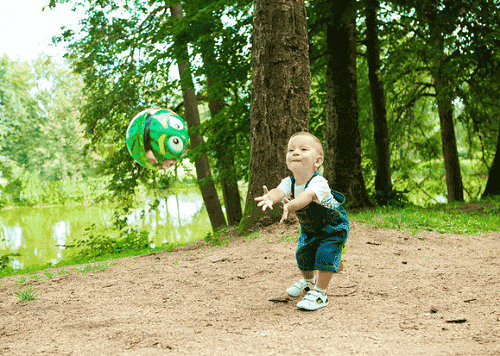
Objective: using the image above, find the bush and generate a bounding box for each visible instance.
[71,224,150,260]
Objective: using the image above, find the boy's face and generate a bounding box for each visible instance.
[286,135,324,174]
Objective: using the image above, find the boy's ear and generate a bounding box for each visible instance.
[315,155,324,169]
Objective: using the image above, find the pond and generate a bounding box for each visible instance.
[0,186,211,270]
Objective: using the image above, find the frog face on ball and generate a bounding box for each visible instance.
[148,110,189,164]
[126,107,189,171]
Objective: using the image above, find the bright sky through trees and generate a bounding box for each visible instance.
[0,0,83,63]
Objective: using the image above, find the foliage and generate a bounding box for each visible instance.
[39,0,499,212]
[0,56,41,179]
[0,55,94,183]
[0,252,21,270]
[47,0,254,214]
[1,173,110,207]
[71,223,150,260]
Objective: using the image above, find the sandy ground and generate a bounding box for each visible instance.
[0,221,499,356]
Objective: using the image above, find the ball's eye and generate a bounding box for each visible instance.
[168,136,184,153]
[169,117,184,131]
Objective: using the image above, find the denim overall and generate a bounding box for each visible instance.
[291,173,350,272]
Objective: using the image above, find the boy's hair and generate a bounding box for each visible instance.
[289,132,324,156]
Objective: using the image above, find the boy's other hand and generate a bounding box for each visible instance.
[279,197,291,224]
[255,186,273,211]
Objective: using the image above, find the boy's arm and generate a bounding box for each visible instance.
[254,186,286,211]
[279,190,317,224]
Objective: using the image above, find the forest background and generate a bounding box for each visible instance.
[1,0,499,235]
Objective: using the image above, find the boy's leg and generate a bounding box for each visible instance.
[338,259,345,272]
[301,270,315,280]
[315,270,334,291]
[286,270,315,297]
[296,270,331,310]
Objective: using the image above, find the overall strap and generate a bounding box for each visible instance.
[290,172,318,199]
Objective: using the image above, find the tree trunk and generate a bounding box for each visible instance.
[182,1,243,226]
[206,76,243,225]
[365,0,392,204]
[423,2,464,202]
[482,118,500,198]
[433,71,464,202]
[323,0,375,210]
[239,0,310,233]
[170,4,227,230]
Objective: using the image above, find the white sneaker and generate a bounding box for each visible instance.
[296,290,329,310]
[286,279,314,297]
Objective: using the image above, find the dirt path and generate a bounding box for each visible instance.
[1,222,499,355]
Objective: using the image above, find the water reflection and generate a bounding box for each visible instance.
[52,221,70,264]
[0,187,210,270]
[2,225,22,250]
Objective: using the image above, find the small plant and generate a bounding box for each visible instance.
[373,187,409,207]
[78,263,114,274]
[56,269,70,276]
[15,285,38,303]
[29,274,44,281]
[16,275,28,284]
[281,234,298,242]
[204,226,231,246]
[43,271,54,279]
[245,232,260,240]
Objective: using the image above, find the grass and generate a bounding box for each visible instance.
[77,262,115,274]
[15,285,38,303]
[14,269,72,284]
[349,197,500,235]
[0,237,177,279]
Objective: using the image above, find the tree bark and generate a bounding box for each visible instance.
[323,0,375,210]
[433,70,464,202]
[365,0,392,203]
[239,0,310,233]
[422,2,464,202]
[182,1,243,226]
[482,118,500,198]
[170,4,227,230]
[206,76,243,225]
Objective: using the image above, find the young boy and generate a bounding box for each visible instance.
[254,132,349,311]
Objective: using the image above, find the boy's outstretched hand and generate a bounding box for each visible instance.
[255,186,273,211]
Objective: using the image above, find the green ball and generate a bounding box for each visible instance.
[126,108,189,170]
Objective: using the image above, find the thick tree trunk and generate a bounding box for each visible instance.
[239,0,310,233]
[365,0,392,204]
[170,4,227,230]
[324,0,375,210]
[482,118,500,198]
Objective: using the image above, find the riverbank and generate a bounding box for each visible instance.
[2,197,499,277]
[1,221,499,355]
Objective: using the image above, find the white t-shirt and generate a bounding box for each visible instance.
[277,175,341,210]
